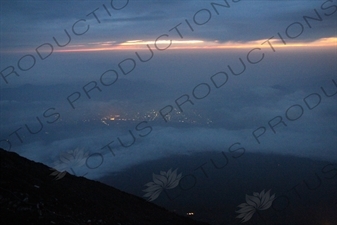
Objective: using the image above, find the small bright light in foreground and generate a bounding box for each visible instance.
[186,212,194,216]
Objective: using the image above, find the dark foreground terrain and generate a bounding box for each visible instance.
[100,151,337,225]
[0,148,209,225]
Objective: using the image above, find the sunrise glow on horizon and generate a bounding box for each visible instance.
[51,37,336,53]
[1,37,335,54]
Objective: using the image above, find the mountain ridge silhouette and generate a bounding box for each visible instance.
[0,148,209,225]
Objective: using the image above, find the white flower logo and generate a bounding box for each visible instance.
[236,189,276,223]
[50,148,89,180]
[143,168,182,201]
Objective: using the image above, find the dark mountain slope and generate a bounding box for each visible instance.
[100,151,337,225]
[0,148,209,225]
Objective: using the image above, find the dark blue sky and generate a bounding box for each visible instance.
[1,0,336,52]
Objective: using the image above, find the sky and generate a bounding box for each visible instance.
[0,0,336,180]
